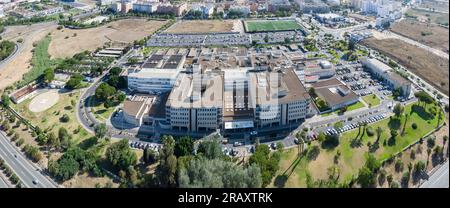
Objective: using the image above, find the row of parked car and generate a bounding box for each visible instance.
[129,141,160,151]
[325,114,386,136]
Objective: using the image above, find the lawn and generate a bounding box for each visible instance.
[275,101,441,187]
[362,94,381,107]
[88,96,116,122]
[321,101,366,117]
[245,20,301,32]
[12,90,91,144]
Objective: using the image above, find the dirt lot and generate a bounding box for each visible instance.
[49,18,168,58]
[0,22,57,90]
[363,38,449,96]
[164,20,241,34]
[406,8,449,25]
[390,19,449,53]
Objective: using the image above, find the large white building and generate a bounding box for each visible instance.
[127,54,185,93]
[361,58,411,97]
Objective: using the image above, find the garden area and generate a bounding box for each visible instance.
[11,90,90,144]
[273,101,444,187]
[362,94,381,107]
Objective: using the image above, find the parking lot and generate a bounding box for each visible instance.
[336,62,396,100]
[146,31,305,47]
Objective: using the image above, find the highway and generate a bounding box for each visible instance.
[420,161,449,188]
[0,132,57,188]
[0,174,9,188]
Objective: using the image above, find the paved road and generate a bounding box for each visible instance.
[0,174,9,188]
[420,161,449,188]
[0,43,21,70]
[76,49,135,135]
[0,132,57,188]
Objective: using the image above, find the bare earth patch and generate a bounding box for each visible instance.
[0,22,57,90]
[62,172,119,188]
[29,90,60,113]
[48,18,168,58]
[164,20,240,34]
[363,38,449,96]
[390,19,449,53]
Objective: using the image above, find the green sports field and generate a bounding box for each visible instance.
[244,20,301,32]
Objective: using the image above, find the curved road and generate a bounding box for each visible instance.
[0,43,22,70]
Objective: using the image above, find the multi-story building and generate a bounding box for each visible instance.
[166,69,224,132]
[267,0,291,12]
[132,1,157,13]
[190,3,214,17]
[157,2,187,16]
[296,0,330,13]
[127,54,186,93]
[361,58,411,97]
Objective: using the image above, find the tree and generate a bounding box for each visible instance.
[390,129,398,139]
[143,148,158,164]
[94,123,107,139]
[414,91,434,107]
[179,158,262,188]
[109,67,122,76]
[60,114,70,122]
[43,68,55,83]
[154,135,177,187]
[174,136,194,157]
[105,139,137,170]
[249,144,281,187]
[308,87,317,97]
[357,154,380,188]
[375,127,383,144]
[393,103,404,117]
[48,157,79,181]
[47,132,60,150]
[65,74,84,89]
[197,138,223,160]
[95,83,116,102]
[1,94,10,107]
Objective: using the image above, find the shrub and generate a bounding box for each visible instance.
[60,114,70,123]
[366,126,375,137]
[411,123,418,129]
[307,145,320,161]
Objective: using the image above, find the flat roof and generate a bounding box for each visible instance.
[312,78,359,107]
[162,55,184,69]
[166,71,224,109]
[142,54,164,68]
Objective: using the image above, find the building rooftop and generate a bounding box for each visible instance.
[312,78,358,107]
[166,71,224,109]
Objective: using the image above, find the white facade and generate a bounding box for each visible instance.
[127,69,181,93]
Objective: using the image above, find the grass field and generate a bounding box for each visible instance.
[245,20,301,32]
[88,96,116,122]
[362,94,381,107]
[275,101,442,187]
[18,35,62,88]
[321,101,366,117]
[12,90,91,144]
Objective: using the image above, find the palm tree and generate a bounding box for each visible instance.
[376,127,383,144]
[401,114,408,136]
[426,148,431,166]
